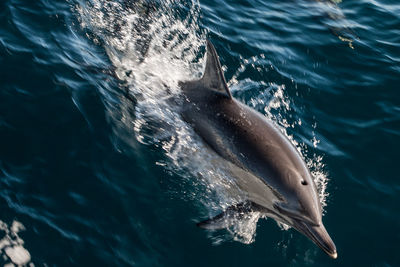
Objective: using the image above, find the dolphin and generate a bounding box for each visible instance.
[178,40,337,259]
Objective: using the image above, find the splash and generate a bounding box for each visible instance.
[75,0,329,245]
[0,220,32,266]
[267,86,329,207]
[263,83,330,210]
[229,54,330,210]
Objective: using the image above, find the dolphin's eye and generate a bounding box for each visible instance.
[301,180,308,185]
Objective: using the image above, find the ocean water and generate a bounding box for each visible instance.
[0,0,399,266]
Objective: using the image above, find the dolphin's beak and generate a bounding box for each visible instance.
[293,219,337,259]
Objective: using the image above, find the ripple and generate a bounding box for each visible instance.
[0,0,399,265]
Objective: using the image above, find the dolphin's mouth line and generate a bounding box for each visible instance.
[273,203,320,227]
[293,219,337,259]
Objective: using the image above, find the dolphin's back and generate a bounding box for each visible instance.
[180,89,313,201]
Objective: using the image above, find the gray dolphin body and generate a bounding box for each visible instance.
[178,40,337,259]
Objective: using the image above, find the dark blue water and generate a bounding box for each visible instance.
[1,0,399,266]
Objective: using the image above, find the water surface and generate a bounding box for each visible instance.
[0,0,399,266]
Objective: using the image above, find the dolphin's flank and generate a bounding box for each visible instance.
[178,40,337,259]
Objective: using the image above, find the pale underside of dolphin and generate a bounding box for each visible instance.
[178,40,337,259]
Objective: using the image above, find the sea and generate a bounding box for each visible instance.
[0,0,399,266]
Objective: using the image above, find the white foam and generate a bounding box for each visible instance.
[10,221,24,234]
[5,246,31,266]
[0,220,32,266]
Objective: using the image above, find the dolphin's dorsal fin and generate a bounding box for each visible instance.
[201,40,232,99]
